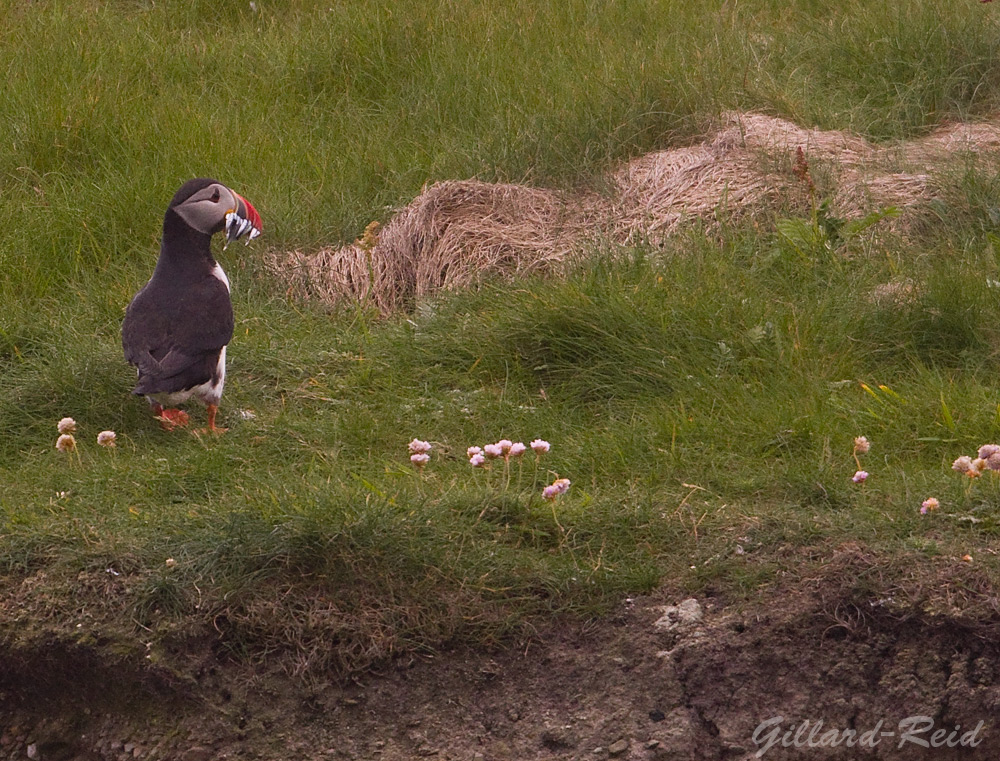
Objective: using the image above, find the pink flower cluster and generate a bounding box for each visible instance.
[851,435,871,483]
[952,444,1000,479]
[54,416,117,454]
[850,435,871,484]
[408,438,431,469]
[542,478,571,501]
[468,438,549,466]
[408,436,566,501]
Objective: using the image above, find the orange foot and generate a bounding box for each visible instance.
[195,404,227,435]
[156,407,191,431]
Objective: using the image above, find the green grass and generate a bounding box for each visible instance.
[4,0,1000,675]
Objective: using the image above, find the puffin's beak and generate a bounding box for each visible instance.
[224,191,263,248]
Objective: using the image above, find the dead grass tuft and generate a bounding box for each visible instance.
[274,181,606,313]
[903,120,1000,165]
[270,112,1000,312]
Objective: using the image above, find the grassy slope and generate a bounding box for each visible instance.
[3,0,1000,674]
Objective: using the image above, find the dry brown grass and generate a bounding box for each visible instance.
[276,180,606,314]
[269,112,1000,312]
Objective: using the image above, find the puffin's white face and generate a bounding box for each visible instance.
[174,182,237,234]
[174,182,262,246]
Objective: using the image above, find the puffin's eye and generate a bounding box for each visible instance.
[210,188,221,203]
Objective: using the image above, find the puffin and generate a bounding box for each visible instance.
[122,178,262,433]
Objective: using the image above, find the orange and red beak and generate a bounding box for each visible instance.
[225,192,263,247]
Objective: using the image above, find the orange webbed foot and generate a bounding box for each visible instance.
[156,408,191,431]
[195,404,227,435]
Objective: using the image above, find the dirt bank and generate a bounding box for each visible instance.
[3,559,999,761]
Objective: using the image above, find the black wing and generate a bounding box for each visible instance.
[122,275,234,395]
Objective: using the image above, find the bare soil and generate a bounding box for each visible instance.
[3,552,1000,761]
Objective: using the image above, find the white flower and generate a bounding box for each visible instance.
[57,417,77,434]
[853,436,870,454]
[469,453,486,468]
[483,443,503,459]
[509,442,527,458]
[467,446,483,458]
[408,438,432,454]
[410,453,430,469]
[530,439,550,454]
[97,430,117,447]
[55,434,76,453]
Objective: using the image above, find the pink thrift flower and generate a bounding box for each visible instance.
[952,456,975,474]
[852,470,869,483]
[55,434,76,453]
[467,446,483,458]
[410,453,430,469]
[57,417,77,434]
[920,497,939,515]
[483,443,503,459]
[408,438,431,454]
[97,430,117,447]
[530,439,550,454]
[509,442,527,458]
[853,436,870,454]
[496,439,513,455]
[978,444,1000,460]
[469,453,486,468]
[543,477,571,500]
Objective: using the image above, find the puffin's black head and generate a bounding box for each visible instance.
[168,178,263,245]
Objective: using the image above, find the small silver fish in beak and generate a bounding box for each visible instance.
[223,192,263,249]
